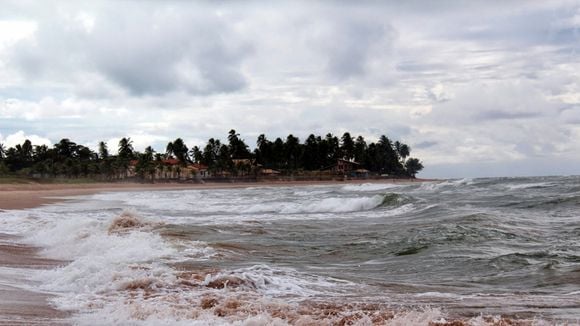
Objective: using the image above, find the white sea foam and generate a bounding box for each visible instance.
[292,189,332,196]
[416,178,474,192]
[284,195,387,214]
[1,181,567,325]
[202,264,352,297]
[504,182,553,191]
[387,308,445,325]
[13,209,211,315]
[342,183,400,192]
[240,195,386,215]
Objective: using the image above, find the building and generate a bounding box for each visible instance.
[331,159,361,174]
[188,163,210,179]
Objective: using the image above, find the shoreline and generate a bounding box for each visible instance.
[0,178,434,325]
[0,178,434,210]
[0,233,69,325]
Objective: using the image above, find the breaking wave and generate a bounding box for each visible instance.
[5,177,578,325]
[341,183,401,192]
[108,209,160,233]
[241,193,408,215]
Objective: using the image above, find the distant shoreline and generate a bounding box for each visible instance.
[0,178,437,210]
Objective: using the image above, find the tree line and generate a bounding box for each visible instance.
[0,130,424,180]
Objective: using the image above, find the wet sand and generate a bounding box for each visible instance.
[0,233,68,325]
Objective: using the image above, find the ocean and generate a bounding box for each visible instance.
[1,176,579,325]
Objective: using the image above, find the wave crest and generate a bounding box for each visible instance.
[108,210,148,234]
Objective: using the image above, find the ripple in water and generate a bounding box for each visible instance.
[3,176,580,324]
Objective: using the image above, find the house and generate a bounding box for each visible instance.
[331,159,361,174]
[156,159,181,179]
[231,158,254,176]
[352,168,370,178]
[188,163,210,179]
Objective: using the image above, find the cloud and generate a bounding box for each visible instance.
[429,80,559,124]
[414,141,438,149]
[6,2,251,96]
[310,13,394,80]
[1,1,580,178]
[0,130,51,148]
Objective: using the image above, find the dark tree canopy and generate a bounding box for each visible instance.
[0,131,424,180]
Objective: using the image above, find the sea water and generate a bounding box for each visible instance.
[1,176,579,325]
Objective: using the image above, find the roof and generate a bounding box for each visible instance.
[189,163,208,170]
[162,159,180,165]
[337,159,360,165]
[261,168,281,174]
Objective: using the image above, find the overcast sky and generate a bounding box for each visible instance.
[1,1,579,178]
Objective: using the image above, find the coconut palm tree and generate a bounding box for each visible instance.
[394,141,410,163]
[189,146,202,164]
[166,138,189,165]
[98,141,109,160]
[354,136,367,165]
[118,137,134,159]
[341,132,355,161]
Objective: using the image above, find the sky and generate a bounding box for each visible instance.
[0,1,579,178]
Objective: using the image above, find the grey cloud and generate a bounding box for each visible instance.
[426,2,580,48]
[7,3,251,96]
[476,110,542,121]
[325,20,390,79]
[396,61,449,73]
[429,80,559,125]
[414,141,438,149]
[559,106,580,124]
[2,1,580,178]
[306,10,395,80]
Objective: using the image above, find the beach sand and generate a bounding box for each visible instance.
[0,233,68,325]
[0,178,430,324]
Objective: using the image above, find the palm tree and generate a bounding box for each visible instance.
[228,129,250,159]
[405,158,424,178]
[55,138,78,159]
[166,138,189,165]
[189,146,202,164]
[98,141,109,160]
[341,132,355,161]
[118,137,134,159]
[354,136,367,164]
[394,141,410,163]
[117,137,134,178]
[285,134,301,170]
[255,134,272,167]
[399,144,410,162]
[135,146,155,180]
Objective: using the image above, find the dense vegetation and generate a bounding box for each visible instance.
[0,130,423,180]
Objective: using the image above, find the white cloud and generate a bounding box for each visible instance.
[0,130,51,148]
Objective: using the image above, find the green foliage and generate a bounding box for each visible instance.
[118,137,134,159]
[0,162,9,175]
[0,131,424,180]
[405,158,424,178]
[166,138,189,165]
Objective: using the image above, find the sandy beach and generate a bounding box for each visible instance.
[0,178,430,325]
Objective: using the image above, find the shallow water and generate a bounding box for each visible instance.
[1,176,580,324]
